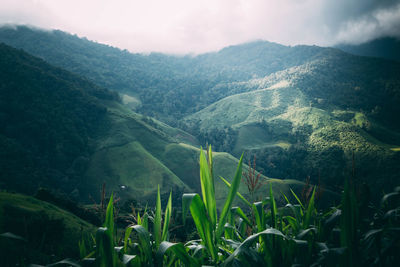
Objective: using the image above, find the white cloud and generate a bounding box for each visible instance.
[0,0,399,53]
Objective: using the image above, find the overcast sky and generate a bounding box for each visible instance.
[1,0,399,54]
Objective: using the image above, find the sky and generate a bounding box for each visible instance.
[1,0,400,54]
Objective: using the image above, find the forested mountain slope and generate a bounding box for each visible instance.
[0,42,297,205]
[1,25,399,198]
[336,37,400,62]
[185,53,400,192]
[0,26,332,122]
[0,43,118,195]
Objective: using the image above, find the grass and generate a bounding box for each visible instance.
[121,94,142,110]
[85,141,189,198]
[0,192,96,265]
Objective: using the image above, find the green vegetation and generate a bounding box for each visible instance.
[0,43,118,196]
[31,146,398,266]
[0,192,96,266]
[0,26,399,266]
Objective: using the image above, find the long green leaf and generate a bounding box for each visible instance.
[183,193,218,261]
[104,193,114,240]
[290,188,305,210]
[303,187,316,229]
[231,207,251,227]
[253,202,265,232]
[131,225,153,265]
[123,226,133,253]
[154,185,162,248]
[269,183,278,229]
[95,227,114,267]
[156,241,199,266]
[223,228,286,266]
[199,148,217,228]
[216,153,244,240]
[219,176,252,207]
[162,191,173,241]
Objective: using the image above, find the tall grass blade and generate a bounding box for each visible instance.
[223,228,286,266]
[303,187,316,229]
[156,241,199,266]
[95,227,114,267]
[253,202,265,232]
[154,185,162,248]
[231,206,251,226]
[131,225,153,265]
[183,193,218,261]
[123,227,133,253]
[162,191,173,242]
[291,188,305,211]
[216,153,244,240]
[199,147,217,228]
[269,183,277,229]
[219,176,252,207]
[104,193,114,239]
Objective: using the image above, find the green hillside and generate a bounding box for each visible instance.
[0,42,299,207]
[0,26,331,122]
[0,192,96,265]
[1,25,398,199]
[81,100,302,205]
[185,57,400,192]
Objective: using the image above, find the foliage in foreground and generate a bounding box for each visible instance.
[34,146,400,266]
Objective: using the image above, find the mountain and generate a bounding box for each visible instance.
[0,42,119,195]
[0,42,297,206]
[336,37,400,62]
[1,25,399,198]
[0,26,331,122]
[185,51,400,192]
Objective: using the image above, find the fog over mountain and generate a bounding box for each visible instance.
[1,0,400,53]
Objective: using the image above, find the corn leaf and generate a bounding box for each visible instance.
[219,176,252,207]
[162,191,173,242]
[199,148,217,228]
[216,153,243,240]
[156,241,200,266]
[154,185,162,248]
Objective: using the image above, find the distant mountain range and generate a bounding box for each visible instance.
[336,37,400,62]
[0,25,399,202]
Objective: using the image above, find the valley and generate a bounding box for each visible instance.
[0,25,399,266]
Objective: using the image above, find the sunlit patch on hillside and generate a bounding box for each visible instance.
[267,80,290,90]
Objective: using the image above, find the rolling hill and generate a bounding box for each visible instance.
[0,42,299,207]
[185,53,400,192]
[1,24,398,200]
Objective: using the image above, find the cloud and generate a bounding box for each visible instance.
[334,2,400,44]
[0,0,399,53]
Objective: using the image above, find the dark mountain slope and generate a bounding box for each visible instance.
[336,37,400,62]
[0,43,119,194]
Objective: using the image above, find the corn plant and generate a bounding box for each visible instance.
[174,145,244,265]
[40,146,399,267]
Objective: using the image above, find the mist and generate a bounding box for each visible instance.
[1,0,399,54]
